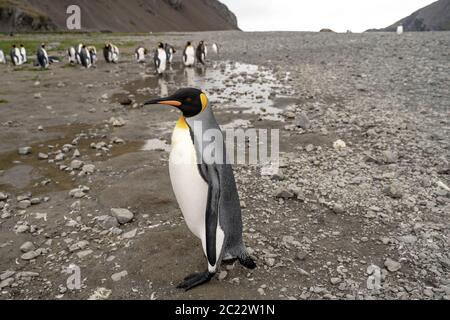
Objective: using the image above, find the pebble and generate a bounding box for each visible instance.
[38,153,49,160]
[275,188,294,199]
[0,271,15,281]
[383,184,403,199]
[77,249,93,259]
[122,228,138,239]
[0,192,7,201]
[18,200,31,209]
[333,140,346,150]
[21,250,39,261]
[295,112,311,129]
[70,160,84,170]
[385,258,402,272]
[330,277,342,285]
[82,164,96,174]
[97,215,120,229]
[18,147,32,155]
[20,241,35,253]
[218,271,228,281]
[111,271,128,282]
[111,208,134,224]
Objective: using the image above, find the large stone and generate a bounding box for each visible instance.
[295,112,311,129]
[111,208,134,224]
[111,271,128,282]
[20,241,35,253]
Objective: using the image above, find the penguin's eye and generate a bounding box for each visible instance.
[185,98,192,103]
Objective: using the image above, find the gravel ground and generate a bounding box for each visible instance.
[0,31,449,300]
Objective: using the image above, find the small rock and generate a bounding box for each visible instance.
[82,164,96,174]
[111,271,128,282]
[0,192,8,201]
[383,184,403,199]
[0,271,15,281]
[332,203,345,214]
[0,277,14,289]
[38,153,49,160]
[275,188,294,199]
[385,258,401,272]
[69,240,89,252]
[218,271,228,281]
[34,93,42,99]
[76,249,93,259]
[55,153,65,162]
[111,208,134,224]
[382,150,398,164]
[97,215,120,229]
[18,200,31,209]
[122,228,138,239]
[70,160,84,170]
[295,113,311,129]
[330,277,342,285]
[109,117,126,127]
[333,140,346,150]
[18,147,32,155]
[20,241,35,253]
[21,250,39,261]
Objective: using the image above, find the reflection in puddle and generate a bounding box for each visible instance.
[116,61,294,121]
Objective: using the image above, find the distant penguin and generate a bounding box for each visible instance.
[144,88,256,291]
[87,46,97,66]
[104,43,119,63]
[37,43,49,69]
[135,46,147,63]
[0,49,6,64]
[79,45,92,68]
[10,45,21,66]
[397,25,404,35]
[154,42,167,75]
[19,44,27,63]
[68,46,77,64]
[212,43,219,55]
[196,40,207,65]
[75,43,83,64]
[183,41,195,67]
[165,43,176,64]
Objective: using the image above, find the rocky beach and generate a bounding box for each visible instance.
[0,31,449,300]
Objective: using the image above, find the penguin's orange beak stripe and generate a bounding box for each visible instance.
[157,100,182,107]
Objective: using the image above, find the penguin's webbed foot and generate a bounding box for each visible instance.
[176,271,214,291]
[239,256,257,270]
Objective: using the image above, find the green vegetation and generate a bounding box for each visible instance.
[0,99,8,104]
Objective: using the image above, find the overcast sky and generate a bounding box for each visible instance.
[220,0,437,32]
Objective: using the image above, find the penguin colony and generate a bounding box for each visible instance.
[0,39,252,291]
[0,41,219,74]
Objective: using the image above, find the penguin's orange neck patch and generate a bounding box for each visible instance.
[176,116,189,129]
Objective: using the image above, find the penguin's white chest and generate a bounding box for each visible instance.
[184,47,195,66]
[169,124,208,239]
[157,49,167,73]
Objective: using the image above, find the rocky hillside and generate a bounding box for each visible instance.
[0,0,239,32]
[369,0,450,32]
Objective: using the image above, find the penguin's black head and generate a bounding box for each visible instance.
[187,41,192,46]
[144,88,208,118]
[158,42,164,49]
[12,44,16,48]
[41,43,46,48]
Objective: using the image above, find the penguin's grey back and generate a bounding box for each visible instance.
[186,106,245,253]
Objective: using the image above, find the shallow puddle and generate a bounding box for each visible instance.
[114,61,294,119]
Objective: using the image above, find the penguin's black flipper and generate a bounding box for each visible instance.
[176,271,214,291]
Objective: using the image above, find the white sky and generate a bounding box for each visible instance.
[220,0,437,32]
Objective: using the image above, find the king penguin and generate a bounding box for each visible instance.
[10,45,21,66]
[0,49,6,64]
[36,43,49,69]
[212,43,219,55]
[68,46,77,64]
[165,43,176,65]
[135,46,147,63]
[196,41,207,65]
[144,88,256,291]
[19,44,27,63]
[183,41,195,67]
[154,42,167,75]
[79,45,92,68]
